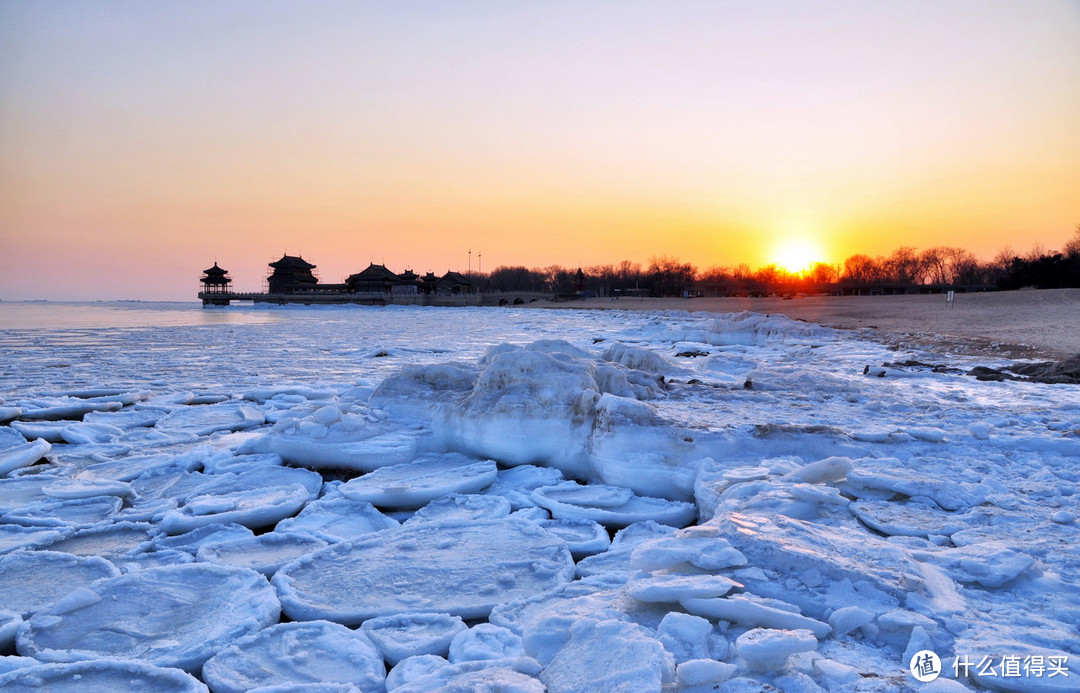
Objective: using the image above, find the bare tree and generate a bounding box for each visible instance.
[944,247,981,285]
[1063,224,1080,260]
[920,247,951,284]
[698,265,732,283]
[807,262,839,285]
[754,264,782,285]
[842,254,880,283]
[647,256,697,297]
[885,246,922,284]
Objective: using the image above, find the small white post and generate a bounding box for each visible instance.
[946,290,955,308]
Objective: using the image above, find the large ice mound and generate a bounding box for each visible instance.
[251,340,713,500]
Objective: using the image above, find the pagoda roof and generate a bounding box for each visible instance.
[440,271,471,285]
[202,262,229,275]
[346,263,400,283]
[269,254,316,270]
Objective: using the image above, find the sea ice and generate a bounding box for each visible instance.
[387,655,544,693]
[713,513,930,606]
[42,477,133,500]
[0,659,210,692]
[79,450,204,482]
[0,525,69,555]
[274,518,574,623]
[153,522,255,553]
[156,402,265,436]
[0,428,51,477]
[5,302,1080,692]
[83,407,164,428]
[629,535,748,571]
[110,548,194,573]
[626,571,741,602]
[242,402,420,472]
[851,499,978,537]
[573,521,677,578]
[531,481,696,528]
[676,658,737,687]
[9,420,70,443]
[682,594,831,638]
[196,531,329,575]
[360,612,467,666]
[39,521,156,558]
[539,618,674,693]
[844,460,981,511]
[17,563,280,672]
[273,488,398,542]
[537,518,610,557]
[405,493,511,525]
[448,623,525,663]
[16,397,123,421]
[0,550,119,617]
[0,475,59,513]
[338,455,498,509]
[484,465,566,509]
[0,612,21,651]
[2,495,122,528]
[655,611,713,663]
[201,620,385,693]
[734,627,817,670]
[159,482,311,534]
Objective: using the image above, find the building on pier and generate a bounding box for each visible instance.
[199,263,232,305]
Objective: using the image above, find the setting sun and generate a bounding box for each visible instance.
[773,238,826,275]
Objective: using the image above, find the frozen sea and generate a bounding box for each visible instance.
[0,300,1078,692]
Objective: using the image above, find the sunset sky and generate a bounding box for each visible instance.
[2,1,1078,300]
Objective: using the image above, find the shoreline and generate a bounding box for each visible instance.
[532,288,1080,361]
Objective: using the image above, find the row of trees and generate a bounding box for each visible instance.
[469,227,1080,297]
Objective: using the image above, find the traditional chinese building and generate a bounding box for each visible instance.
[198,253,539,306]
[199,263,232,305]
[436,271,472,296]
[267,255,318,294]
[346,263,403,294]
[419,272,440,295]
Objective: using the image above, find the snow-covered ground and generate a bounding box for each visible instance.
[0,302,1078,692]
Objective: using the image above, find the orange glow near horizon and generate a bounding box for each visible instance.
[771,237,828,276]
[1,3,1079,301]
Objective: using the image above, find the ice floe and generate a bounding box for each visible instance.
[0,550,120,617]
[360,612,468,666]
[0,428,50,477]
[18,563,280,672]
[273,487,398,541]
[539,618,674,692]
[532,480,697,528]
[160,483,311,534]
[405,492,511,525]
[0,659,210,692]
[201,620,384,693]
[196,531,329,575]
[338,455,498,509]
[274,518,574,623]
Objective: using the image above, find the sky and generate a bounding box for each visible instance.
[1,1,1078,300]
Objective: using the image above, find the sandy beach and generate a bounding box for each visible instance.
[540,288,1080,360]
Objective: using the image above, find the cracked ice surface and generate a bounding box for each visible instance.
[1,301,1079,691]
